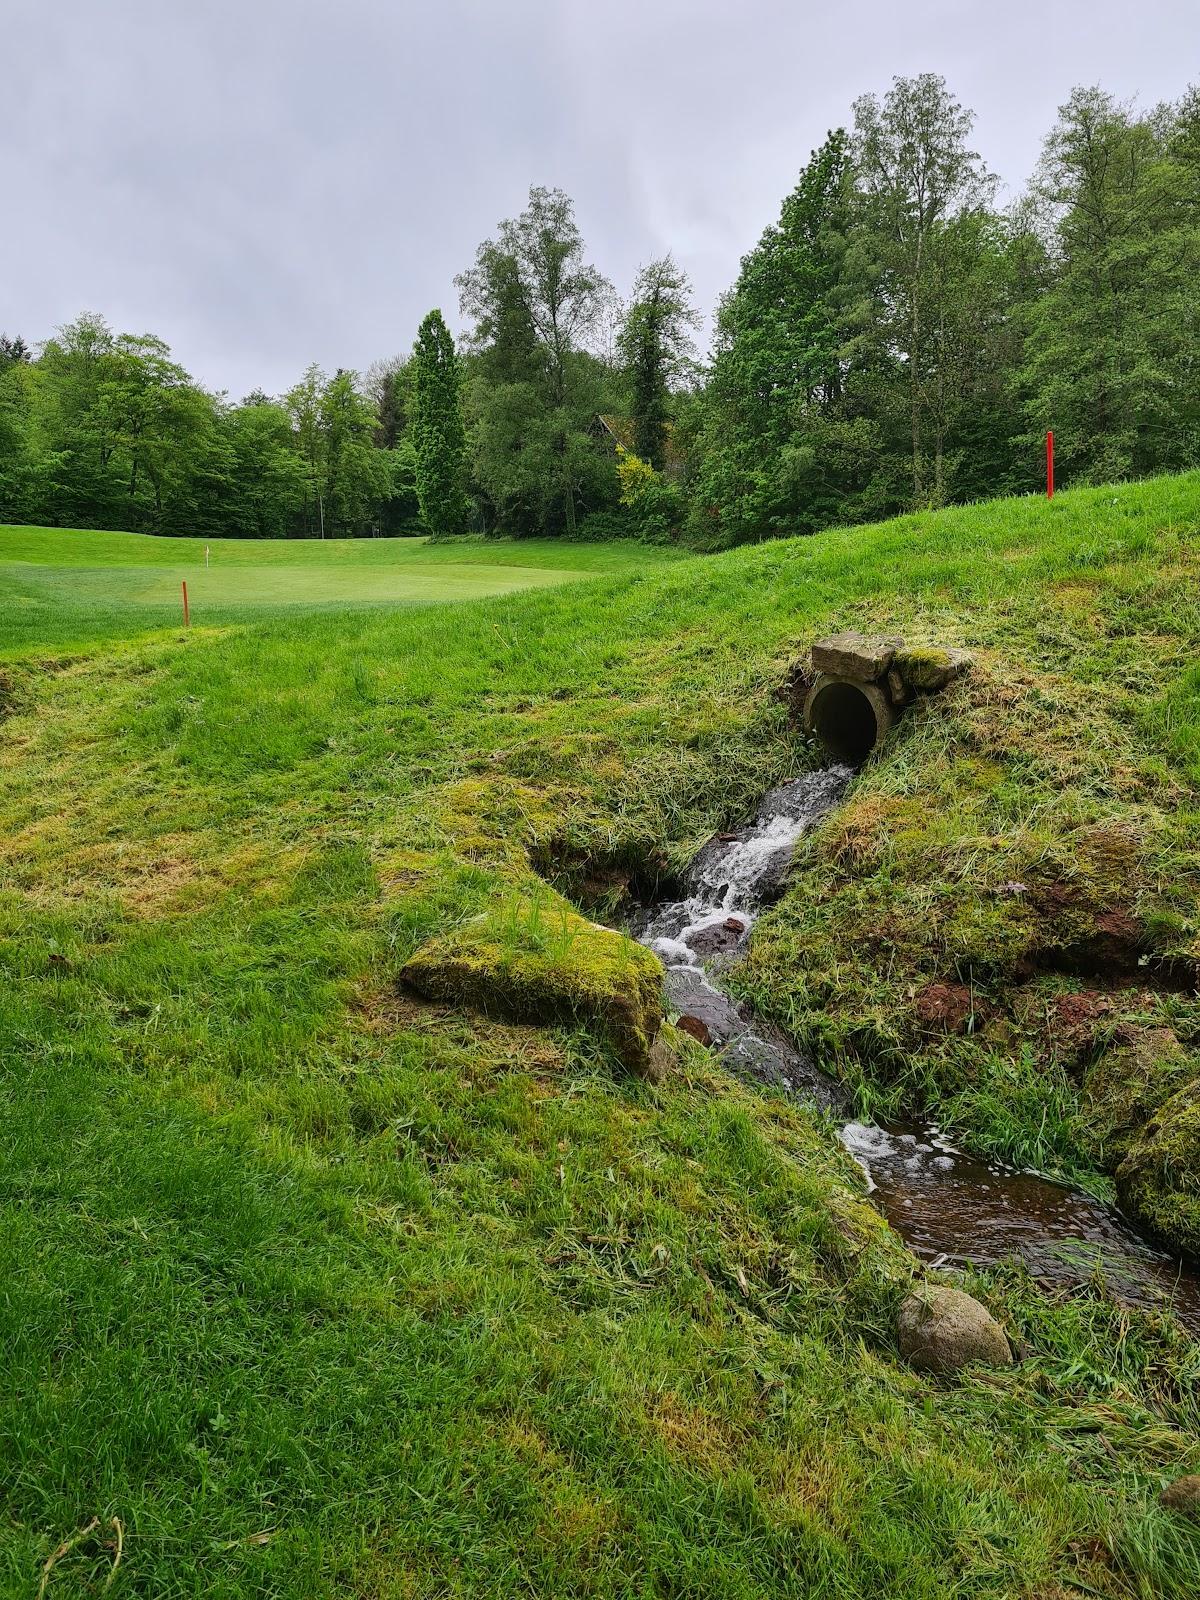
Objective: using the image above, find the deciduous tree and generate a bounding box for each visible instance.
[852,73,999,504]
[1017,86,1200,485]
[457,187,614,535]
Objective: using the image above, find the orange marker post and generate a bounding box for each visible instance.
[1046,430,1054,499]
[182,580,190,628]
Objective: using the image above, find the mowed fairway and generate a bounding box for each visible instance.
[0,525,680,654]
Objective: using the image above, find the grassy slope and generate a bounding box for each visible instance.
[2,483,1200,1596]
[0,526,682,656]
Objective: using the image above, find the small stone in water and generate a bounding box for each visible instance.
[723,916,746,933]
[677,1014,713,1046]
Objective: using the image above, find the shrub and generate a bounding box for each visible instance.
[572,509,637,542]
[616,446,684,544]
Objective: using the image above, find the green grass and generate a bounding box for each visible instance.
[0,525,681,656]
[3,481,1200,1596]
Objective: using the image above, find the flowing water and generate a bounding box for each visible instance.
[632,768,1200,1333]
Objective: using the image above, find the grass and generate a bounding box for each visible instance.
[2,480,1200,1596]
[0,525,681,656]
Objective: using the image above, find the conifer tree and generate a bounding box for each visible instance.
[619,256,698,469]
[411,309,469,538]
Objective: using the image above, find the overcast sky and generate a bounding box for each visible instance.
[4,0,1197,399]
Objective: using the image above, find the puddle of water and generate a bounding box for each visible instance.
[632,768,1200,1333]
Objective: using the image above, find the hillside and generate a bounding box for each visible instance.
[2,479,1200,1597]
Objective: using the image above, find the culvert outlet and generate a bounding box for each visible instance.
[802,675,894,766]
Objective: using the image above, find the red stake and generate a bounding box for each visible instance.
[182,580,190,628]
[1046,430,1055,499]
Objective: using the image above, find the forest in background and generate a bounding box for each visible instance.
[2,75,1198,548]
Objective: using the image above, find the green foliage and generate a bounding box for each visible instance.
[465,376,619,538]
[411,310,470,539]
[0,333,31,370]
[221,395,308,539]
[615,444,657,506]
[616,446,683,543]
[617,255,698,469]
[0,316,406,539]
[852,74,1003,506]
[690,74,1200,547]
[283,364,391,538]
[689,128,879,542]
[457,186,612,410]
[1017,87,1200,484]
[457,187,619,537]
[571,508,636,542]
[6,78,1200,549]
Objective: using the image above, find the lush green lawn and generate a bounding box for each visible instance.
[0,525,681,655]
[2,482,1200,1596]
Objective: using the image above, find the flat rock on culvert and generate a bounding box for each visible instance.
[811,631,903,682]
[1161,1475,1200,1518]
[898,1286,1013,1376]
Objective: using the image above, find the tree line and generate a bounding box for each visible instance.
[2,76,1198,546]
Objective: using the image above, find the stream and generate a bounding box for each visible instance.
[632,767,1200,1333]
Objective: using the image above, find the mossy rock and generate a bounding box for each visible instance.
[400,893,665,1076]
[894,645,973,692]
[1161,1475,1200,1518]
[1116,1076,1200,1257]
[897,1285,1013,1376]
[1080,1028,1193,1165]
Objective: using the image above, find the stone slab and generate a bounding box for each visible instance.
[811,631,904,682]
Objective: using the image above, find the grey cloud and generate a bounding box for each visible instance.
[3,0,1196,398]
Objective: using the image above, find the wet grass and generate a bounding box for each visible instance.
[3,478,1200,1595]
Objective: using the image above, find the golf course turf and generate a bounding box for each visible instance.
[2,482,1199,1597]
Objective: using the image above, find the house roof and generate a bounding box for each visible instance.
[595,414,685,475]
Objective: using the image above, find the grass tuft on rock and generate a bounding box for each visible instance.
[400,888,665,1076]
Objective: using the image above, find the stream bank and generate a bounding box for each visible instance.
[631,767,1200,1333]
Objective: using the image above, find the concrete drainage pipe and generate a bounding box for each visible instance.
[802,674,894,766]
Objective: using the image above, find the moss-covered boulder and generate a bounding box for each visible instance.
[893,644,974,693]
[400,893,666,1077]
[1080,1028,1193,1166]
[1116,1077,1200,1257]
[1161,1475,1200,1518]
